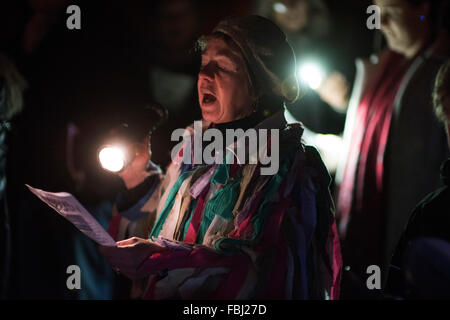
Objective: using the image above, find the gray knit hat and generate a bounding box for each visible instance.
[212,15,300,103]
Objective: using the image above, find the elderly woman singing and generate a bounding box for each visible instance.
[99,15,341,300]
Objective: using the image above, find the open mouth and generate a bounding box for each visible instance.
[202,93,217,105]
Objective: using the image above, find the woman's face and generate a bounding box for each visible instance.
[375,0,430,57]
[197,37,255,124]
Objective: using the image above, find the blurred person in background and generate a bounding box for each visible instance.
[335,0,450,298]
[0,53,28,299]
[255,0,353,174]
[388,58,450,299]
[143,0,203,168]
[4,0,152,299]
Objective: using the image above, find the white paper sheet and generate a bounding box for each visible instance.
[26,184,116,247]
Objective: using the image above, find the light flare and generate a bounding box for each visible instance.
[99,146,126,172]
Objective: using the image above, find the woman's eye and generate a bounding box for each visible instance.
[218,62,236,72]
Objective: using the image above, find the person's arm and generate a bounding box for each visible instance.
[108,138,164,241]
[108,170,163,241]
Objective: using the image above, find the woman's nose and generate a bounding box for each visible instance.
[199,63,214,81]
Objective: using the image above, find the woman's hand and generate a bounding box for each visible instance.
[316,71,350,111]
[99,237,167,280]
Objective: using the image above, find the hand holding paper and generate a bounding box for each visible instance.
[99,237,167,280]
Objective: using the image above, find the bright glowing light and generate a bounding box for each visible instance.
[99,146,125,172]
[299,63,325,89]
[273,2,287,14]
